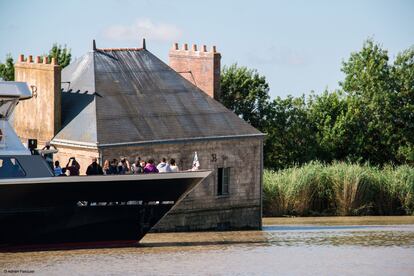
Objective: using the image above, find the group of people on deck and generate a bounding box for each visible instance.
[53,156,179,176]
[100,157,179,175]
[53,157,81,176]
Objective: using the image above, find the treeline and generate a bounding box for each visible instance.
[220,40,414,170]
[263,162,414,216]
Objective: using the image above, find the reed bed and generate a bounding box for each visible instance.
[263,162,414,216]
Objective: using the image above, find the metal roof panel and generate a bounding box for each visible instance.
[55,48,261,146]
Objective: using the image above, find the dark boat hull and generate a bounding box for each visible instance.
[0,171,210,249]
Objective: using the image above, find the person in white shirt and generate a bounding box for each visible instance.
[157,157,171,173]
[169,158,179,172]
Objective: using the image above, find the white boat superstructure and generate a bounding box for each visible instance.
[0,81,32,155]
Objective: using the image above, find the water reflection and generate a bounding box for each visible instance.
[1,218,414,275]
[263,225,388,231]
[264,226,414,248]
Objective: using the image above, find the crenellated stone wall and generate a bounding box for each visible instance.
[13,54,61,145]
[169,43,221,101]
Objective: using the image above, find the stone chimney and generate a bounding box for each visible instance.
[13,54,61,144]
[169,43,221,100]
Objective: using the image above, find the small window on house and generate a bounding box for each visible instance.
[217,167,230,196]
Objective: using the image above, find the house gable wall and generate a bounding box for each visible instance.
[100,136,263,231]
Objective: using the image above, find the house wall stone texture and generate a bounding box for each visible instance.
[100,137,263,231]
[13,55,61,145]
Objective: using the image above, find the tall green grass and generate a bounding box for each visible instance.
[263,162,414,216]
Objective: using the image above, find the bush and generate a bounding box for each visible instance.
[263,162,414,216]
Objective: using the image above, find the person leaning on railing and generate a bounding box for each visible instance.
[169,158,179,172]
[143,159,159,173]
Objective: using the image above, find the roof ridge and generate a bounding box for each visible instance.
[97,48,144,51]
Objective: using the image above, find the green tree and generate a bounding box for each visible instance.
[392,47,414,163]
[264,96,319,169]
[338,39,410,164]
[220,64,272,130]
[219,64,327,169]
[0,54,15,81]
[308,90,348,162]
[47,44,71,68]
[220,40,414,169]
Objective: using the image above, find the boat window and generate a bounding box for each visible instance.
[0,157,26,178]
[0,98,18,119]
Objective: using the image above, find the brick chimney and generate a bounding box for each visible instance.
[13,54,61,144]
[169,43,221,100]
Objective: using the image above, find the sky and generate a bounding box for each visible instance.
[0,0,413,98]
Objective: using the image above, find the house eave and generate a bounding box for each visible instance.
[52,133,265,149]
[51,138,98,149]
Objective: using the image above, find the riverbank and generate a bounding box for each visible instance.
[263,216,414,225]
[264,162,414,216]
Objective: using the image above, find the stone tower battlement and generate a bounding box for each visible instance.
[13,54,61,145]
[17,54,58,65]
[169,43,221,100]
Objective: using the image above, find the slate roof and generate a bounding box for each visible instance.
[53,48,262,148]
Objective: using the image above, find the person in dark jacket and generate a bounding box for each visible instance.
[108,159,119,174]
[59,168,68,176]
[117,157,130,174]
[86,158,104,175]
[66,157,80,176]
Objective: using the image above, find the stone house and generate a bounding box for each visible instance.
[13,41,264,231]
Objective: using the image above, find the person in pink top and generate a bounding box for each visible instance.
[143,159,159,174]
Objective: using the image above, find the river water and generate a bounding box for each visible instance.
[1,217,414,275]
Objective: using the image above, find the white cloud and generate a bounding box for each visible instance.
[103,18,182,42]
[247,46,310,67]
